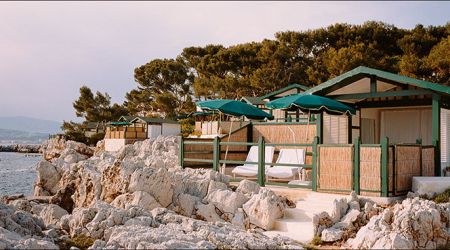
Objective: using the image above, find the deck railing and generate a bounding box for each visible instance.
[179,135,318,188]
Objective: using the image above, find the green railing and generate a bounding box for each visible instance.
[179,135,318,188]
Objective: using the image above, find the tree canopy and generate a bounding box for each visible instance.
[65,21,449,141]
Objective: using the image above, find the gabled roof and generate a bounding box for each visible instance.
[118,116,137,122]
[260,83,310,99]
[240,96,266,105]
[131,116,179,124]
[306,66,450,96]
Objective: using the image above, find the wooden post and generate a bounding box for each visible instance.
[312,136,319,191]
[432,94,441,176]
[213,136,220,172]
[178,136,184,168]
[381,137,389,197]
[257,136,265,187]
[353,136,360,194]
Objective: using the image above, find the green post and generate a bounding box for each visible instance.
[257,136,265,187]
[348,115,352,144]
[178,136,184,168]
[381,137,389,197]
[353,136,360,194]
[213,136,220,172]
[432,94,441,176]
[312,136,318,191]
[316,113,323,144]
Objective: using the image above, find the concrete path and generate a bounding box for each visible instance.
[264,190,348,244]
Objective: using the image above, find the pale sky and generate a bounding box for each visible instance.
[0,1,449,122]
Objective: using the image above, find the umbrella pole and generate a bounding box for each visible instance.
[222,119,233,174]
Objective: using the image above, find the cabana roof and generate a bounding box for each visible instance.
[306,66,450,97]
[260,83,310,100]
[130,116,179,124]
[302,66,450,109]
[240,96,266,105]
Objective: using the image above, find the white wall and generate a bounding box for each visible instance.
[148,125,162,139]
[105,139,126,152]
[162,123,181,136]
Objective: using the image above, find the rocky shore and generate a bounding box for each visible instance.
[0,136,301,249]
[312,191,450,249]
[0,144,41,153]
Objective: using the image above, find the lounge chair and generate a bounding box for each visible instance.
[231,146,275,177]
[266,148,305,180]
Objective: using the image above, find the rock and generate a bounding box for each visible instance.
[178,193,199,217]
[111,191,161,212]
[313,211,333,236]
[236,179,260,197]
[330,198,348,223]
[34,160,61,195]
[346,197,450,249]
[207,180,228,196]
[43,228,59,238]
[38,204,69,227]
[333,209,361,230]
[348,200,360,211]
[321,227,344,242]
[195,203,223,222]
[242,189,284,230]
[206,189,249,214]
[231,208,246,229]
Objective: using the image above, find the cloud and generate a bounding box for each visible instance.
[0,1,448,122]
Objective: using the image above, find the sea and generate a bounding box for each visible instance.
[0,152,41,197]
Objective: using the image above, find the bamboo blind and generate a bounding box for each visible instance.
[318,146,353,193]
[359,146,381,197]
[421,147,435,176]
[395,145,421,194]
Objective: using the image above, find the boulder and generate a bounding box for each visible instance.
[206,189,249,214]
[236,179,260,197]
[195,203,223,222]
[38,204,69,227]
[321,227,344,242]
[34,161,61,195]
[111,191,161,212]
[242,189,284,230]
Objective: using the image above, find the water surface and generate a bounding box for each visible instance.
[0,152,41,197]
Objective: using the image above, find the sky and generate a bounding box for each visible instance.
[0,1,449,122]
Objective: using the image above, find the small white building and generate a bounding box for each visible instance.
[104,116,181,151]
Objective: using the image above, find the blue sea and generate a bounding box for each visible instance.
[0,152,41,197]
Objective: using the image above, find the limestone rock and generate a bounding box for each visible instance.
[195,203,223,222]
[242,189,284,230]
[321,227,344,242]
[111,191,161,212]
[236,179,260,197]
[207,189,249,214]
[34,160,61,195]
[38,204,69,227]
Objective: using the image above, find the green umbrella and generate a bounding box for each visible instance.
[109,121,132,126]
[196,99,273,174]
[265,93,356,115]
[197,99,274,120]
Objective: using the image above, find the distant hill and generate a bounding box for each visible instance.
[0,128,49,145]
[0,116,62,134]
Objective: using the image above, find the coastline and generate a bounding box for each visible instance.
[0,144,41,153]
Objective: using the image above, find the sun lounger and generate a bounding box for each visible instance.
[266,148,305,179]
[231,146,275,177]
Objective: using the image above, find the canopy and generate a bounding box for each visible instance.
[265,94,356,115]
[196,99,274,120]
[109,121,132,126]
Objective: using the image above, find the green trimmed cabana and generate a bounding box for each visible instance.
[306,66,450,176]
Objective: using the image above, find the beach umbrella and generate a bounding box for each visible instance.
[265,93,356,115]
[196,99,274,173]
[197,99,274,120]
[265,93,355,142]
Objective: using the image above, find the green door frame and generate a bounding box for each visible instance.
[432,94,441,176]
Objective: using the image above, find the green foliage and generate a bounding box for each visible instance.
[64,86,128,145]
[434,188,450,203]
[58,234,95,250]
[129,58,195,118]
[179,117,195,137]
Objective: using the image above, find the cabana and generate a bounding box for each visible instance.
[179,66,450,197]
[104,116,180,151]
